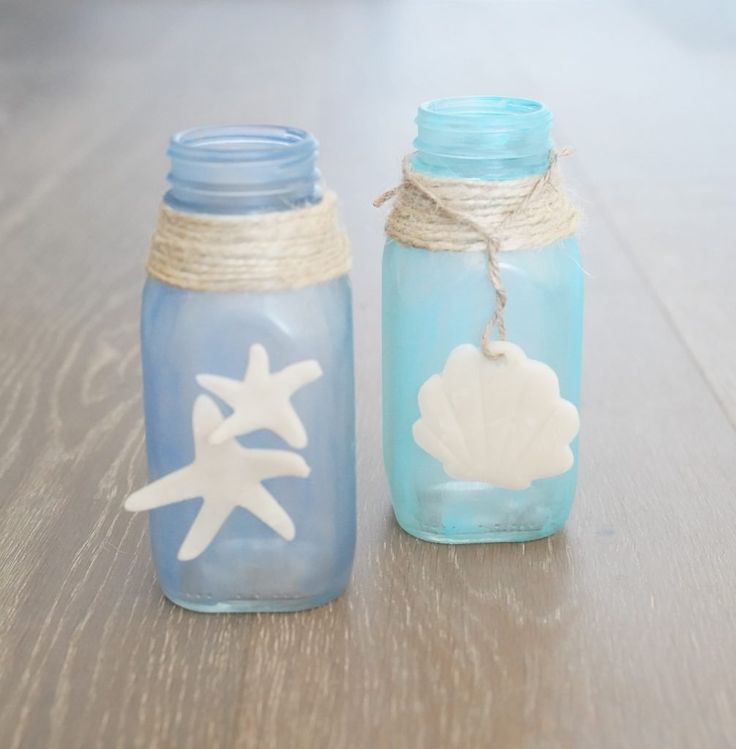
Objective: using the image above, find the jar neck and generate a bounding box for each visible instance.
[164,125,321,215]
[412,96,553,181]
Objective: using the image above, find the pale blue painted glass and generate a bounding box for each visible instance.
[141,126,355,611]
[383,97,583,543]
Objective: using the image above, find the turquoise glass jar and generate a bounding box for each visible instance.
[382,97,583,543]
[136,126,355,611]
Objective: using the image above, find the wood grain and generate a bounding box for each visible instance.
[1,1,735,747]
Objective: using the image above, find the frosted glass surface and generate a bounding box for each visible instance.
[141,276,355,611]
[382,237,583,542]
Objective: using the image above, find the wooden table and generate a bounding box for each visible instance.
[2,1,735,746]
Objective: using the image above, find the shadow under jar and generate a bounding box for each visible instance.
[382,97,583,544]
[138,126,356,612]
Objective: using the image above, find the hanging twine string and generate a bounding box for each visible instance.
[146,190,351,292]
[373,150,579,358]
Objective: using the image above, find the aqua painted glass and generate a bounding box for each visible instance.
[140,126,355,611]
[382,97,583,543]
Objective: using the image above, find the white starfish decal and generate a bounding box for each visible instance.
[196,343,322,448]
[125,395,309,561]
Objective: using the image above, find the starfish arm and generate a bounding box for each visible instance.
[177,500,235,561]
[208,400,311,447]
[246,343,270,380]
[246,448,310,480]
[240,485,296,541]
[207,411,255,445]
[271,403,309,448]
[124,465,201,512]
[195,374,241,406]
[276,359,323,393]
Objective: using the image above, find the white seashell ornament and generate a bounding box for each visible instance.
[412,342,580,490]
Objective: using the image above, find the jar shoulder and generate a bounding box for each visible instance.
[142,276,353,338]
[383,236,583,291]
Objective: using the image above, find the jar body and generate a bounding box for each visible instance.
[383,237,582,542]
[141,275,355,611]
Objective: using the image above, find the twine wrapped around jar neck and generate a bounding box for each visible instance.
[146,190,351,292]
[373,149,579,357]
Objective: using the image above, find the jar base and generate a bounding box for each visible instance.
[160,587,346,614]
[394,514,564,545]
[390,479,572,544]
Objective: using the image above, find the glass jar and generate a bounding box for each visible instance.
[138,126,355,611]
[382,97,583,543]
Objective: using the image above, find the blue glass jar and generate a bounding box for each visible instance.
[138,126,355,611]
[382,97,583,543]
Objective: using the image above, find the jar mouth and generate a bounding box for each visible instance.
[417,96,551,131]
[166,125,321,214]
[169,125,316,165]
[419,96,550,126]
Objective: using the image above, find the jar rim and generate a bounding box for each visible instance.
[168,125,316,164]
[417,96,551,132]
[413,96,554,179]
